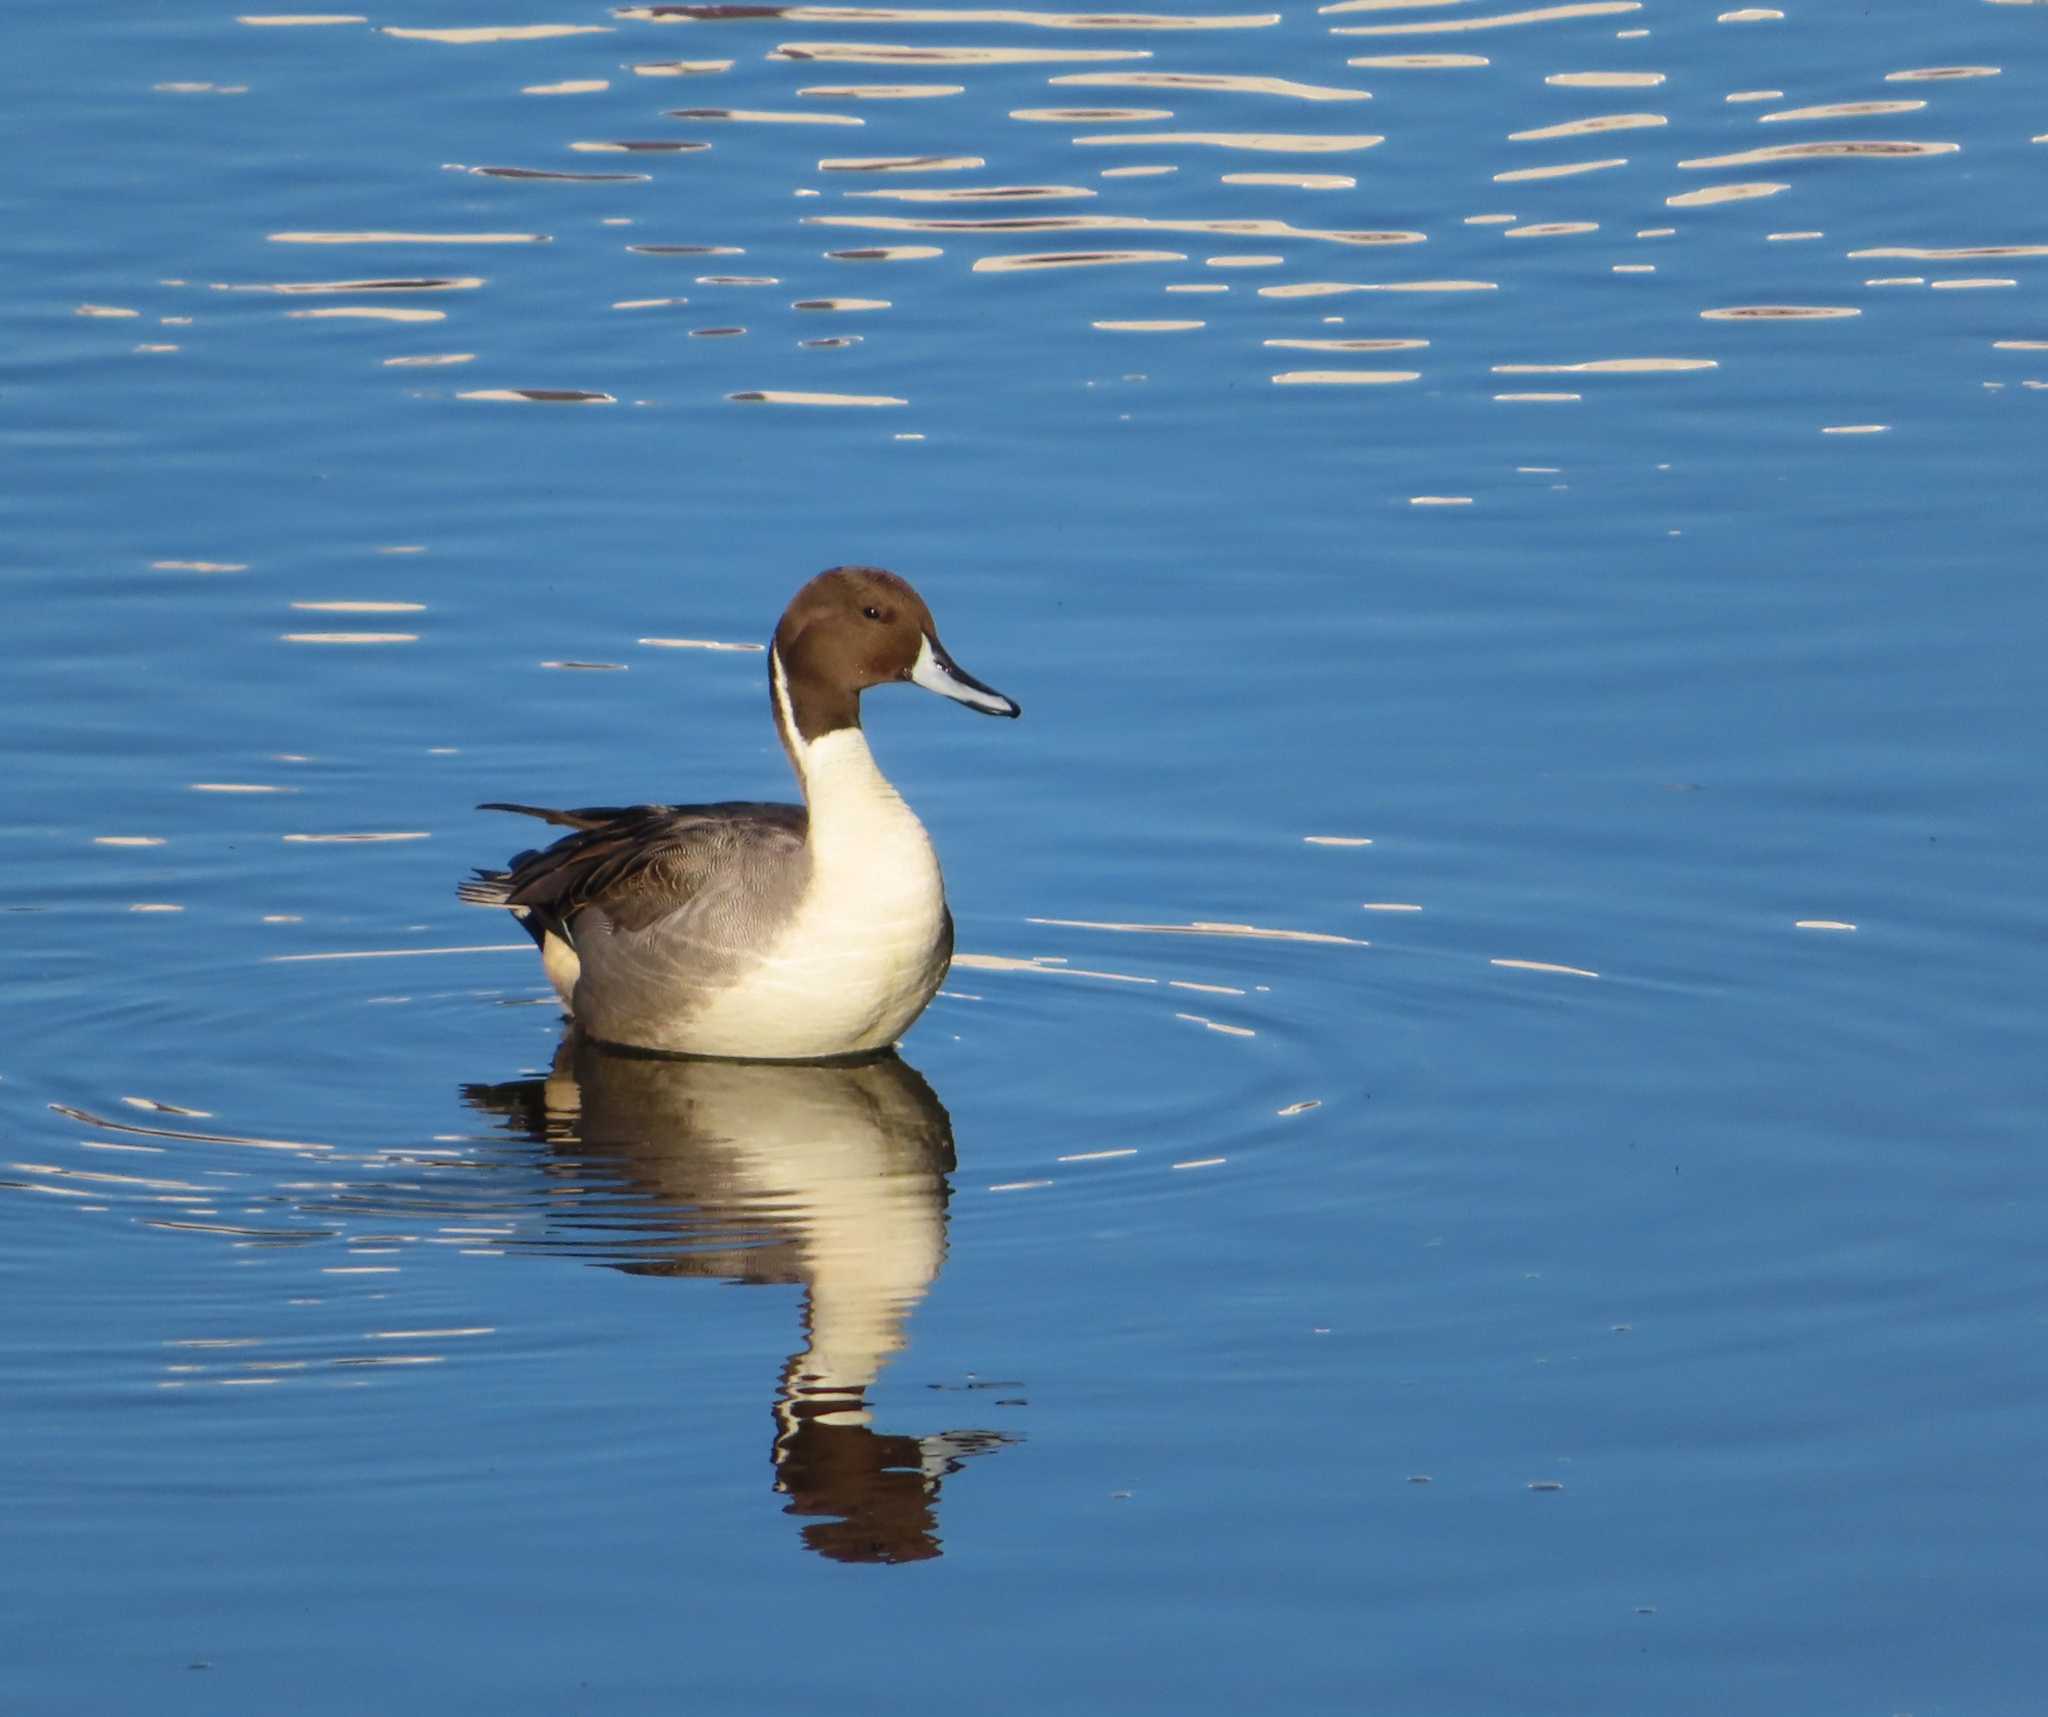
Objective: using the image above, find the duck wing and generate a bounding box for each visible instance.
[460,800,809,941]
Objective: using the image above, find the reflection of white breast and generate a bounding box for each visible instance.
[687,1060,947,1401]
[682,727,949,1060]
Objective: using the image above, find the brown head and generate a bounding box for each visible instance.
[770,566,1019,754]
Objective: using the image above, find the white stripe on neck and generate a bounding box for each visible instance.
[769,644,809,778]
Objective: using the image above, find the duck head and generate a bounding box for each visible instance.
[771,566,1021,748]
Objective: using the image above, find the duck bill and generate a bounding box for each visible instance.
[909,634,1021,718]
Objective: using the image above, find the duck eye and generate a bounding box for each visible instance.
[862,605,884,622]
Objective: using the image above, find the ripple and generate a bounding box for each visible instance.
[455,387,617,402]
[269,231,549,245]
[467,166,651,182]
[212,276,483,294]
[771,42,1156,63]
[1491,957,1598,978]
[383,23,610,41]
[1010,106,1174,120]
[1493,356,1714,372]
[280,831,430,842]
[1493,157,1626,180]
[826,244,945,258]
[818,153,984,170]
[625,3,1276,23]
[1075,129,1382,152]
[293,306,454,324]
[1175,1013,1254,1038]
[1050,71,1372,100]
[1677,140,1959,168]
[1546,69,1663,86]
[728,389,908,404]
[1271,368,1421,384]
[845,184,1098,201]
[1699,304,1860,320]
[1093,318,1205,330]
[1328,2,1642,32]
[1026,915,1370,947]
[1665,181,1789,206]
[665,105,864,122]
[1510,112,1664,139]
[1886,65,2000,81]
[1759,100,1928,123]
[571,139,713,152]
[807,211,1422,244]
[1504,221,1598,237]
[1849,244,2048,259]
[799,82,966,98]
[1257,278,1495,295]
[1264,336,1426,350]
[1221,172,1356,188]
[1346,52,1487,66]
[973,248,1185,270]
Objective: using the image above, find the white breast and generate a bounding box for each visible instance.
[674,726,949,1058]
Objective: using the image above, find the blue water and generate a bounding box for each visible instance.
[6,0,2047,1710]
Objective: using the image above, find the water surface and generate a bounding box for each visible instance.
[6,0,2047,1710]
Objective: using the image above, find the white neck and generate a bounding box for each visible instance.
[774,647,898,816]
[772,646,933,878]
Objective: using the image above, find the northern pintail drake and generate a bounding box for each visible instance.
[460,567,1019,1060]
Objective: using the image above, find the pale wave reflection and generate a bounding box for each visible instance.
[108,0,2030,456]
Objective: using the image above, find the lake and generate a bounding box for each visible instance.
[5,0,2047,1710]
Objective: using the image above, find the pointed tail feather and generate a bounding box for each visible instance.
[477,801,631,832]
[458,870,516,908]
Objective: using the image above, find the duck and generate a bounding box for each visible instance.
[459,566,1019,1061]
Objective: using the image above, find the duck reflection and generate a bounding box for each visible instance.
[463,1035,1013,1564]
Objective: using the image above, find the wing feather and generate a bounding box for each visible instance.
[460,801,808,941]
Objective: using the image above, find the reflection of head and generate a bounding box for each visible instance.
[465,1037,1014,1564]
